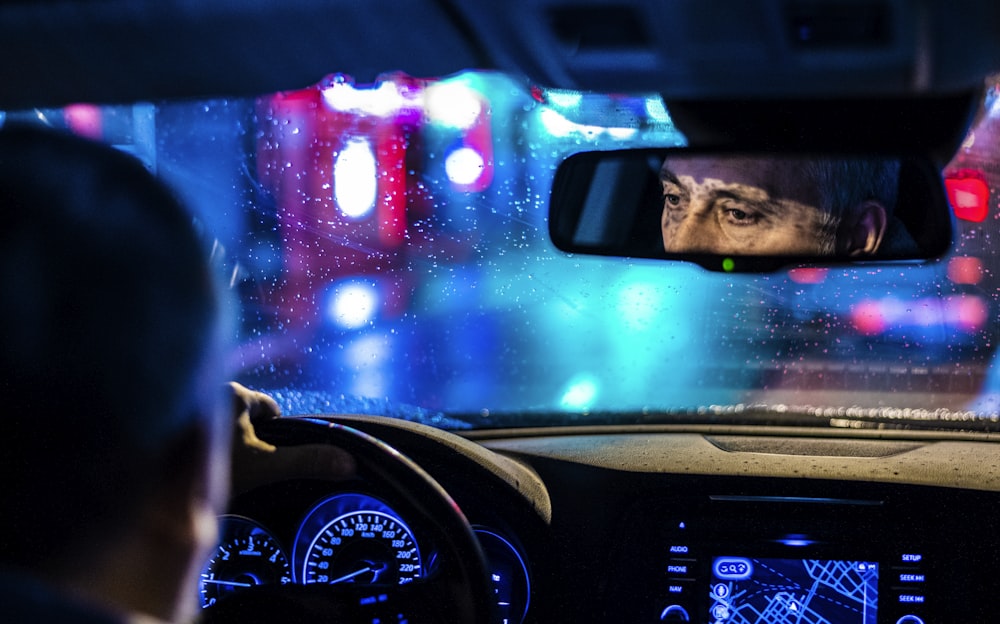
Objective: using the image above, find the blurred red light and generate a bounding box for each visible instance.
[529,85,546,104]
[947,256,983,284]
[944,169,990,222]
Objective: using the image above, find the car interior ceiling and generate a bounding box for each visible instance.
[0,1,998,109]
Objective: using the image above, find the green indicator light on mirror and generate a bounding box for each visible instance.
[722,258,735,272]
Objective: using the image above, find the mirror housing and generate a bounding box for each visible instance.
[549,149,953,271]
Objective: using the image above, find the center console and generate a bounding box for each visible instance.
[604,484,977,623]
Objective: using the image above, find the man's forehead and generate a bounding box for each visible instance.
[660,156,819,205]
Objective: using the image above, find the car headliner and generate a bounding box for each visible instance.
[0,0,998,110]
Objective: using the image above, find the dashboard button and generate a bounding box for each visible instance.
[898,573,925,583]
[712,583,730,599]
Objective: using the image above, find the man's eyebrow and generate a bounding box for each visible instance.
[714,185,774,203]
[715,187,770,202]
[659,168,681,186]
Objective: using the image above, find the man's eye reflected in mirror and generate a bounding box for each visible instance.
[658,156,898,257]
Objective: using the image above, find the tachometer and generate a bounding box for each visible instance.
[199,515,292,608]
[294,493,422,586]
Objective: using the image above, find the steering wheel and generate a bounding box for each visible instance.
[201,417,495,624]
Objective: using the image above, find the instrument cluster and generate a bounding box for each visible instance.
[198,483,530,624]
[199,492,424,609]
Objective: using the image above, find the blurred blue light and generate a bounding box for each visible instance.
[606,127,639,139]
[322,80,404,117]
[445,147,485,186]
[538,108,633,140]
[425,81,482,129]
[344,334,391,396]
[539,108,577,138]
[616,281,664,331]
[560,375,599,410]
[777,534,815,547]
[645,97,671,123]
[326,280,379,329]
[547,90,582,108]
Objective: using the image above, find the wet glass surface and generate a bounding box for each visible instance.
[9,73,1000,428]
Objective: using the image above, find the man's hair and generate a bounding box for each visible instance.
[796,157,901,254]
[805,158,901,221]
[0,125,221,570]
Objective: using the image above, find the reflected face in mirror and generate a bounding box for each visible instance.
[659,156,890,256]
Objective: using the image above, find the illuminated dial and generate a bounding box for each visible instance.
[199,515,292,608]
[302,510,422,585]
[474,527,531,624]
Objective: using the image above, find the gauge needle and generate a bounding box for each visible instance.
[201,579,254,588]
[369,560,388,583]
[329,566,372,585]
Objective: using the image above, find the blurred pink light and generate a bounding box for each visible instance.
[851,300,886,335]
[788,268,828,284]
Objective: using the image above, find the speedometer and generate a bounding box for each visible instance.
[293,493,423,586]
[302,510,422,585]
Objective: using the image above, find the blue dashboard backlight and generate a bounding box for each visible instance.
[777,533,815,547]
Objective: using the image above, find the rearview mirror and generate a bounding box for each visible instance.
[549,150,953,271]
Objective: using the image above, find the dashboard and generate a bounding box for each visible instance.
[206,415,1000,623]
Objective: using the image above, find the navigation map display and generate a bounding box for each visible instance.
[708,557,878,623]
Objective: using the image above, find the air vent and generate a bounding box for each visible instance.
[706,436,923,457]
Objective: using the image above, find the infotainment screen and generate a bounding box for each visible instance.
[709,557,878,623]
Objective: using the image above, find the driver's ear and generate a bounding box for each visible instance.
[842,200,888,256]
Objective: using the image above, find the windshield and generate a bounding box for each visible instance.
[9,71,1000,429]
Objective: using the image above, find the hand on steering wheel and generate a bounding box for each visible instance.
[203,386,495,623]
